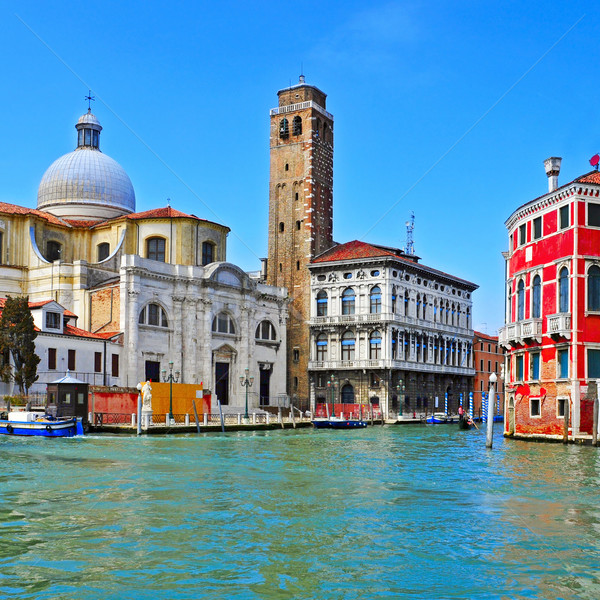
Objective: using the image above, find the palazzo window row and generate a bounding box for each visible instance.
[311,327,473,368]
[314,285,472,330]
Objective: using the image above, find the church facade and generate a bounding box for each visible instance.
[0,109,287,408]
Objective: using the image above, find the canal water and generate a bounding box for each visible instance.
[1,425,599,599]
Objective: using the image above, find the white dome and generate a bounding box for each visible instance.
[37,111,135,220]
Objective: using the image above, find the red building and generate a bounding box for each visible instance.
[500,158,600,440]
[473,331,504,419]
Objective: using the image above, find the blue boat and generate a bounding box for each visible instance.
[312,416,368,429]
[426,412,448,424]
[0,411,82,437]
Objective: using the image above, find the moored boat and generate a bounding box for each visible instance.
[0,411,81,437]
[312,416,368,429]
[426,412,448,424]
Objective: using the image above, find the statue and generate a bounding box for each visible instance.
[141,380,153,410]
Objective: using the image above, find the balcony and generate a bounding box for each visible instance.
[547,313,572,339]
[308,358,474,376]
[498,318,542,347]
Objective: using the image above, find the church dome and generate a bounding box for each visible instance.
[37,110,135,221]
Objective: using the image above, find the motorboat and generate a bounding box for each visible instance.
[0,411,82,437]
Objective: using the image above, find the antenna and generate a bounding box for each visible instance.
[405,212,415,255]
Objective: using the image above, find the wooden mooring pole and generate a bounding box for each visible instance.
[192,399,201,435]
[563,398,570,444]
[217,399,225,433]
[593,399,598,447]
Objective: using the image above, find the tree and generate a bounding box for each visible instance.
[0,296,40,394]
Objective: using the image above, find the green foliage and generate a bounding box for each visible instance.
[0,296,40,394]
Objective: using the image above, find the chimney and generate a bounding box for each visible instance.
[544,157,562,193]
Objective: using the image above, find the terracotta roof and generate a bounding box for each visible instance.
[0,202,66,226]
[312,240,401,263]
[474,331,498,341]
[93,330,122,339]
[62,219,99,228]
[122,206,229,231]
[312,240,478,289]
[63,324,107,339]
[575,171,600,184]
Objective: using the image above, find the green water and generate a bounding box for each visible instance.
[1,426,599,599]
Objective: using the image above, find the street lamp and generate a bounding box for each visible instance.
[396,379,405,417]
[161,360,180,422]
[240,367,254,419]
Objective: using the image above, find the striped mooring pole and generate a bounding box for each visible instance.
[469,392,474,418]
[459,392,463,407]
[482,393,488,424]
[444,392,448,415]
[496,394,500,415]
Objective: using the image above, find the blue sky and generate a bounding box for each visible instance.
[0,1,596,334]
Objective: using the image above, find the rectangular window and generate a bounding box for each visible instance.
[558,348,568,379]
[530,398,540,417]
[94,352,102,373]
[201,241,214,266]
[533,216,542,240]
[589,203,600,227]
[480,359,484,372]
[68,349,76,371]
[519,224,526,245]
[588,349,600,379]
[487,360,491,372]
[77,392,85,405]
[557,398,566,418]
[48,348,57,370]
[531,352,540,380]
[46,311,61,329]
[516,355,524,381]
[112,354,119,377]
[560,205,570,229]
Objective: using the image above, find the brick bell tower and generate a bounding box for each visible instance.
[267,76,334,405]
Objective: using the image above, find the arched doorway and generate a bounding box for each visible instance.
[341,384,354,404]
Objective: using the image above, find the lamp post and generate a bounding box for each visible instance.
[240,367,254,419]
[396,379,405,417]
[161,361,180,423]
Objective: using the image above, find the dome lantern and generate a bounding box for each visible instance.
[76,109,102,150]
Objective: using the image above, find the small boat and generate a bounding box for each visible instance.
[458,414,472,430]
[312,416,368,429]
[0,411,82,437]
[426,412,448,424]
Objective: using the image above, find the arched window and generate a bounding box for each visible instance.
[139,303,168,327]
[316,290,328,317]
[212,312,236,334]
[293,116,302,136]
[341,288,355,315]
[370,286,381,314]
[341,331,355,360]
[97,242,110,262]
[422,295,428,320]
[517,280,525,321]
[404,291,409,316]
[508,285,512,322]
[532,275,541,318]
[588,265,600,311]
[466,308,471,329]
[255,320,276,341]
[315,118,321,138]
[146,237,166,262]
[279,222,284,233]
[391,287,397,313]
[201,241,215,266]
[316,333,327,360]
[279,118,289,139]
[46,240,62,262]
[559,267,569,313]
[369,330,382,359]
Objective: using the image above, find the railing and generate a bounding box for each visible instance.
[520,318,542,340]
[90,411,313,428]
[547,313,571,338]
[308,359,474,376]
[269,100,334,121]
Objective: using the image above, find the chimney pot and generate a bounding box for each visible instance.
[544,157,562,192]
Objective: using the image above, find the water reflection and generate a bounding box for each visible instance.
[1,428,600,599]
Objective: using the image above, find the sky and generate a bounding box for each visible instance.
[0,1,597,335]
